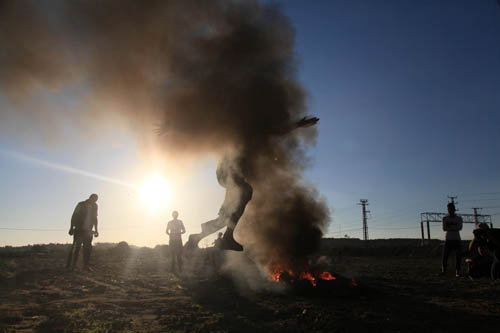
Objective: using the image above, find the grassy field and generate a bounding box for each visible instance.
[1,239,499,332]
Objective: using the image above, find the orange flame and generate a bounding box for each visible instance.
[318,271,336,280]
[299,271,317,287]
[267,264,335,287]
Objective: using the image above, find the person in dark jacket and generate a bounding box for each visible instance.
[441,202,463,277]
[66,194,99,271]
[468,223,500,280]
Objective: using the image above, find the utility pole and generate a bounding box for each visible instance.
[359,199,369,241]
[447,195,458,210]
[472,207,482,228]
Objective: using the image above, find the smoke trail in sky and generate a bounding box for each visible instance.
[0,149,137,189]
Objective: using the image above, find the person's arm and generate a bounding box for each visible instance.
[442,217,448,232]
[468,238,476,252]
[166,222,170,235]
[295,116,319,129]
[180,221,186,234]
[69,219,75,235]
[447,219,462,232]
[69,203,80,235]
[447,224,461,231]
[93,204,99,237]
[275,116,319,136]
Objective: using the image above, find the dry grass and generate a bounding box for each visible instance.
[0,240,499,332]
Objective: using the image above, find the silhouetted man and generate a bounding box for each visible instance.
[166,210,185,272]
[441,202,463,276]
[66,194,99,271]
[184,116,319,252]
[468,222,500,280]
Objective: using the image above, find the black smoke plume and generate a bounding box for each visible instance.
[0,0,330,268]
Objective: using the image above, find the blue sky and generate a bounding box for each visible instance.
[283,0,500,239]
[1,0,499,245]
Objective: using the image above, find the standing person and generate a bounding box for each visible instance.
[66,194,99,271]
[441,202,463,277]
[166,211,186,272]
[469,223,500,280]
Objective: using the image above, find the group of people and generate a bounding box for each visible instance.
[65,118,321,271]
[66,195,499,280]
[65,194,221,273]
[441,202,499,280]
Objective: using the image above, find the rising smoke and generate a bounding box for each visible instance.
[0,0,330,268]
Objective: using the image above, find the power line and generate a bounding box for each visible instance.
[369,206,417,221]
[334,220,364,228]
[328,227,363,234]
[331,204,359,213]
[335,207,419,230]
[460,198,499,202]
[457,191,500,197]
[370,210,417,224]
[0,223,164,232]
[0,227,65,231]
[371,226,420,230]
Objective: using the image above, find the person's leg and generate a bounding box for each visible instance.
[177,245,183,272]
[66,236,76,268]
[82,232,93,269]
[442,240,451,273]
[185,217,225,250]
[169,241,177,271]
[454,240,462,276]
[72,233,83,268]
[491,250,499,280]
[220,227,243,251]
[172,248,179,272]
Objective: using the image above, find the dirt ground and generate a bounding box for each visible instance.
[0,240,499,332]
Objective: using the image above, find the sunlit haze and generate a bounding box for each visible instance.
[0,0,499,247]
[139,174,171,214]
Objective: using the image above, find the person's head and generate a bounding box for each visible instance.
[447,202,456,215]
[218,232,223,239]
[88,193,98,203]
[477,222,490,230]
[172,211,179,219]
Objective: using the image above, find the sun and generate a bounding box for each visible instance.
[139,174,170,213]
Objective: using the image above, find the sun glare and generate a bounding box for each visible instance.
[139,174,170,213]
